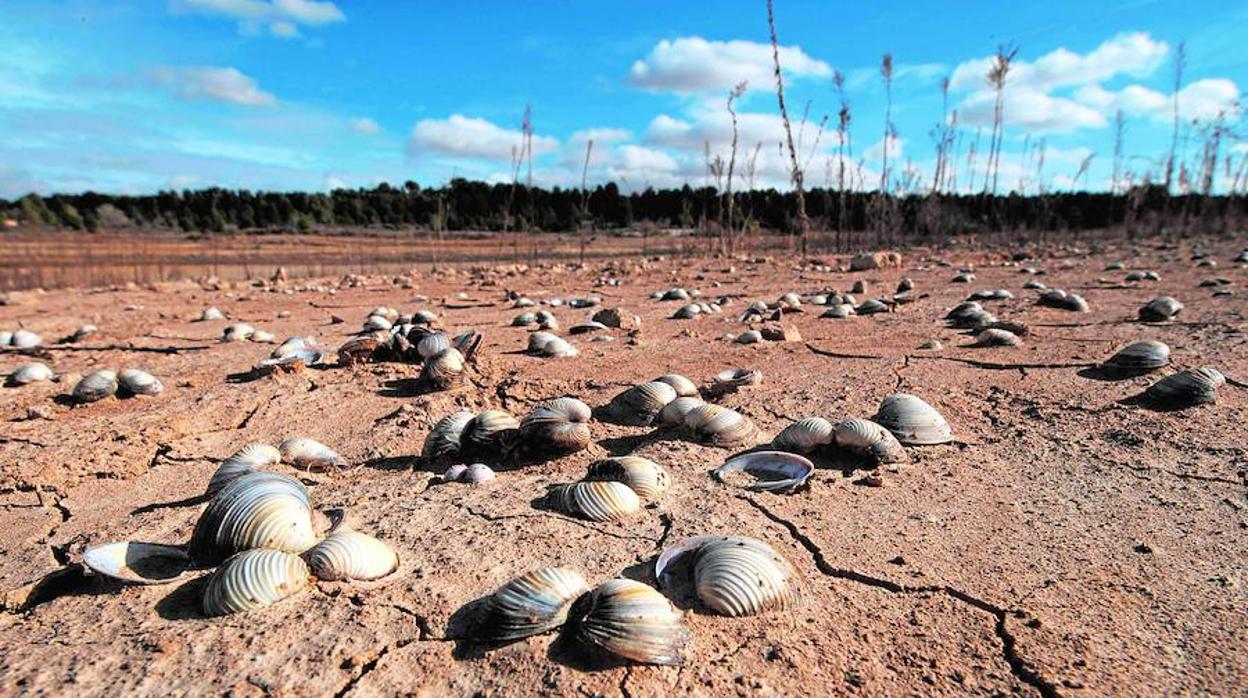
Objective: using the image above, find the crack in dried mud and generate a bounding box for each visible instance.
[739,495,1060,698]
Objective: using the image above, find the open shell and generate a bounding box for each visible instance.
[477,567,593,641]
[873,393,953,445]
[585,457,669,500]
[833,418,907,463]
[1143,367,1224,407]
[73,370,118,403]
[712,367,763,390]
[189,472,317,565]
[279,438,347,470]
[572,579,688,666]
[207,443,282,495]
[303,530,398,581]
[713,451,813,493]
[201,549,311,616]
[771,417,834,454]
[81,541,192,585]
[552,481,641,522]
[118,368,164,396]
[1102,340,1170,374]
[518,397,593,453]
[423,410,475,461]
[683,403,759,447]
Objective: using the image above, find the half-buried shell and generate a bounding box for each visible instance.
[279,438,347,470]
[657,396,705,426]
[1101,340,1170,375]
[683,403,759,447]
[605,381,678,426]
[462,410,520,454]
[571,578,687,666]
[1143,367,1224,408]
[972,328,1023,347]
[477,567,593,641]
[73,370,118,403]
[8,362,54,386]
[303,529,399,581]
[712,451,813,493]
[207,443,282,495]
[873,393,953,445]
[833,418,907,463]
[201,549,311,616]
[189,471,317,564]
[552,481,640,522]
[584,457,669,500]
[770,417,834,454]
[655,374,698,397]
[518,397,593,453]
[422,410,474,461]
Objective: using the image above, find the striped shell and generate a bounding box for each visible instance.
[1103,340,1170,373]
[713,451,813,493]
[1138,296,1183,321]
[462,410,520,453]
[412,310,438,324]
[421,348,465,389]
[303,530,398,581]
[657,536,799,617]
[771,417,834,454]
[207,443,282,495]
[519,397,593,453]
[658,396,706,426]
[8,362,54,385]
[279,438,347,470]
[422,410,474,461]
[552,481,641,522]
[189,472,317,564]
[337,335,382,365]
[683,403,759,447]
[973,328,1023,347]
[585,457,670,500]
[73,370,118,403]
[656,374,698,397]
[873,393,953,445]
[572,578,687,666]
[416,331,451,359]
[363,315,393,332]
[1143,367,1225,407]
[118,368,164,396]
[833,418,907,463]
[201,549,311,616]
[713,367,763,389]
[81,541,192,585]
[606,381,678,426]
[477,567,593,641]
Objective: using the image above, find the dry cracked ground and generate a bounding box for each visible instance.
[0,236,1245,696]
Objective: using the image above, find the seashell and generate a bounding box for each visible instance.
[833,418,907,463]
[771,417,834,454]
[661,288,691,301]
[363,315,393,332]
[672,303,701,319]
[918,339,942,350]
[539,336,578,357]
[683,403,759,447]
[461,463,497,483]
[606,381,678,426]
[411,310,438,324]
[440,464,468,482]
[1125,270,1146,281]
[67,324,97,343]
[278,438,348,470]
[535,310,557,324]
[736,329,764,343]
[1138,296,1183,322]
[200,307,226,321]
[1143,367,1224,407]
[189,472,317,564]
[272,336,317,360]
[838,293,857,306]
[820,304,855,319]
[222,323,255,342]
[657,396,706,426]
[73,370,118,403]
[258,348,323,371]
[952,272,975,283]
[778,292,802,309]
[968,289,1013,301]
[11,329,42,349]
[421,347,465,389]
[896,277,914,293]
[201,549,311,616]
[303,529,398,581]
[337,335,382,365]
[416,331,451,359]
[656,374,698,397]
[856,299,890,315]
[569,321,608,335]
[8,362,54,386]
[850,280,867,294]
[661,536,799,617]
[1102,340,1170,374]
[1037,289,1089,312]
[370,306,400,322]
[712,367,763,390]
[527,331,559,353]
[1105,262,1125,271]
[513,297,536,308]
[462,410,521,453]
[519,397,593,453]
[207,443,282,495]
[423,410,475,461]
[512,312,537,326]
[972,328,1022,347]
[250,329,277,344]
[572,578,687,666]
[552,481,640,522]
[873,393,953,445]
[1023,280,1047,290]
[713,451,813,493]
[118,368,163,396]
[478,567,592,641]
[82,541,192,585]
[585,457,669,500]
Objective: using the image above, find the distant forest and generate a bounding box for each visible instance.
[4,180,1246,242]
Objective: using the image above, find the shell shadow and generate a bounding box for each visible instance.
[378,377,427,398]
[596,428,689,456]
[1117,393,1200,413]
[1077,366,1155,382]
[359,455,423,472]
[6,565,120,610]
[224,369,265,384]
[447,595,512,660]
[545,630,633,672]
[155,573,211,620]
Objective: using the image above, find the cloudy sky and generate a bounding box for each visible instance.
[1,0,1243,198]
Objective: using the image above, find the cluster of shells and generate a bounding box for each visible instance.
[602,374,760,448]
[82,441,397,616]
[424,396,594,470]
[336,307,482,391]
[221,323,278,344]
[549,456,670,522]
[0,328,43,350]
[71,368,163,403]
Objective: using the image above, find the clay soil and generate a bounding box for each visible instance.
[0,235,1245,696]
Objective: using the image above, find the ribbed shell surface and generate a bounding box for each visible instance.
[422,410,474,460]
[207,443,281,495]
[555,481,640,522]
[422,348,465,388]
[658,397,705,426]
[278,438,346,470]
[771,417,834,453]
[189,472,316,564]
[873,393,953,445]
[304,530,398,581]
[73,370,118,403]
[574,579,687,666]
[201,549,310,616]
[833,418,907,463]
[585,457,669,500]
[479,567,592,641]
[463,411,520,451]
[416,332,451,358]
[693,538,799,617]
[609,381,678,425]
[1105,340,1170,370]
[1144,367,1225,406]
[655,374,698,397]
[520,398,593,451]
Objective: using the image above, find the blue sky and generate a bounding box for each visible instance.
[1,0,1244,198]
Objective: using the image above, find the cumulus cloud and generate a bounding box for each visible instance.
[349,117,381,135]
[959,87,1107,132]
[628,37,830,93]
[407,115,559,161]
[1075,79,1241,122]
[169,0,344,37]
[150,66,277,106]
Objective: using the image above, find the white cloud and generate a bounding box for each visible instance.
[959,87,1107,132]
[950,32,1168,93]
[863,134,904,164]
[169,0,344,37]
[628,37,831,93]
[324,175,348,190]
[349,117,381,135]
[407,115,559,161]
[151,66,278,106]
[1074,79,1240,122]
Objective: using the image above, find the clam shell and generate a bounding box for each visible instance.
[952,272,975,283]
[189,472,317,564]
[692,537,799,616]
[713,451,813,493]
[672,303,701,319]
[440,464,468,482]
[771,417,834,454]
[118,368,164,396]
[303,530,398,581]
[553,481,640,522]
[833,418,907,463]
[736,329,764,343]
[478,567,593,641]
[1143,367,1224,407]
[11,329,42,349]
[512,312,537,327]
[519,397,593,453]
[82,541,192,585]
[606,381,678,426]
[856,299,890,315]
[461,463,497,483]
[222,323,255,342]
[412,310,438,324]
[423,410,475,461]
[463,410,521,453]
[873,393,953,445]
[540,337,578,357]
[271,336,318,360]
[8,362,54,386]
[279,437,347,470]
[1138,296,1183,321]
[363,315,393,332]
[421,347,465,389]
[1037,289,1089,312]
[73,370,118,403]
[657,397,706,426]
[585,457,669,500]
[655,374,698,397]
[207,443,282,495]
[820,304,855,319]
[527,331,558,353]
[201,549,311,616]
[416,332,451,359]
[973,328,1022,347]
[337,335,382,364]
[712,367,763,389]
[572,579,687,666]
[200,307,226,321]
[897,277,914,292]
[1103,340,1170,373]
[661,288,691,301]
[683,403,759,447]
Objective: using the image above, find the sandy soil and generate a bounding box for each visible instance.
[0,236,1245,696]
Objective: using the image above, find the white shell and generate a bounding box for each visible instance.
[655,536,800,617]
[279,438,347,470]
[712,367,763,388]
[8,362,54,385]
[655,374,698,397]
[461,463,497,483]
[540,336,578,357]
[73,370,118,403]
[222,323,255,342]
[118,368,164,396]
[713,451,813,493]
[82,541,191,585]
[10,330,42,349]
[417,332,451,359]
[189,472,317,564]
[833,418,907,463]
[553,481,640,522]
[200,307,226,321]
[771,417,834,454]
[208,443,282,495]
[304,530,398,581]
[658,396,706,426]
[973,328,1023,347]
[683,403,759,447]
[585,457,669,500]
[519,397,593,453]
[873,393,953,445]
[201,549,311,616]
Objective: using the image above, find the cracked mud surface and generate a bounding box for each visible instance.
[2,237,1246,696]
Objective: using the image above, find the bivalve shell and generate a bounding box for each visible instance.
[519,397,593,453]
[712,451,813,493]
[552,481,641,522]
[683,403,759,447]
[118,368,164,396]
[1102,340,1170,374]
[462,410,521,454]
[202,549,311,616]
[82,541,192,585]
[833,418,907,463]
[679,537,800,617]
[208,443,282,495]
[303,530,398,581]
[771,417,834,454]
[973,328,1023,347]
[1138,296,1183,322]
[605,381,678,426]
[1143,367,1224,407]
[477,567,593,641]
[423,410,475,461]
[873,393,953,445]
[279,438,347,470]
[421,347,465,389]
[8,362,54,386]
[572,579,687,666]
[73,370,118,403]
[655,374,698,397]
[585,457,669,500]
[189,472,317,564]
[657,396,706,426]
